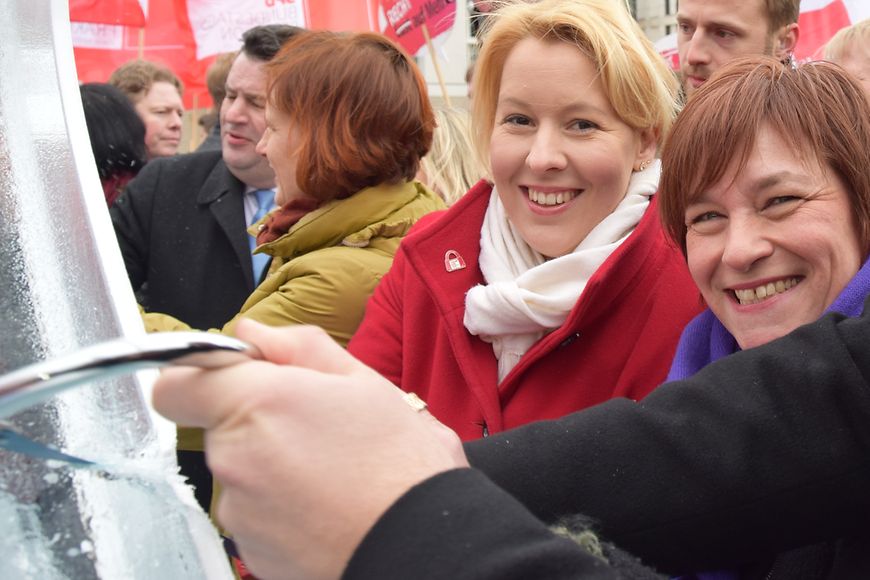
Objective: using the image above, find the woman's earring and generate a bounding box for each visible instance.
[637,159,651,172]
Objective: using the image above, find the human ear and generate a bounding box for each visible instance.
[774,23,800,60]
[634,128,659,170]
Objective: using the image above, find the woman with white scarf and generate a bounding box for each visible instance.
[348,0,702,441]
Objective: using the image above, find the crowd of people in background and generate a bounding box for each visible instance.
[69,0,870,578]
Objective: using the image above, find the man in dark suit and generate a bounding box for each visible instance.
[111,24,303,331]
[111,24,303,511]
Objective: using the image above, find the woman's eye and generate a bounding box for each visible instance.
[766,195,799,208]
[503,114,531,126]
[570,119,598,131]
[691,211,721,224]
[686,210,724,234]
[762,195,803,217]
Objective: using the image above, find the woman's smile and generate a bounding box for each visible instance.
[525,187,581,207]
[729,276,801,306]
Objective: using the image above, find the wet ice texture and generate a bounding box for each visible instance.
[0,1,230,578]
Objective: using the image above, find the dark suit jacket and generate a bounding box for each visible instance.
[111,150,255,330]
[344,303,870,579]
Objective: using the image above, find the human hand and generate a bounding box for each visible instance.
[153,319,467,580]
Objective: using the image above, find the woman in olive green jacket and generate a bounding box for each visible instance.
[142,31,444,346]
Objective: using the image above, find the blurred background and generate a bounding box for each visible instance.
[70,0,870,152]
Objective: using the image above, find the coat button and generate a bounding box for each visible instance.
[559,332,581,348]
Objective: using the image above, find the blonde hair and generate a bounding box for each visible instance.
[419,108,481,205]
[824,19,870,61]
[471,0,679,172]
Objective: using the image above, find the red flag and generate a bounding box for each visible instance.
[795,0,851,61]
[70,0,146,27]
[307,1,374,32]
[377,0,457,57]
[72,0,208,109]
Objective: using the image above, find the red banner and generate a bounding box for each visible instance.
[377,0,457,56]
[70,0,146,27]
[73,0,207,108]
[796,0,851,60]
[71,0,458,108]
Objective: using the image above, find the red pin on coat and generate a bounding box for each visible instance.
[444,250,466,272]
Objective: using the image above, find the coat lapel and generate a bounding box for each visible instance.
[406,182,505,430]
[197,160,255,291]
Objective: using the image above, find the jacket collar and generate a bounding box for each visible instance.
[399,180,502,418]
[256,181,443,258]
[398,181,668,390]
[402,180,664,319]
[193,153,255,288]
[401,179,491,312]
[196,154,245,205]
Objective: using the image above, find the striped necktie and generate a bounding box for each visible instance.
[249,188,275,284]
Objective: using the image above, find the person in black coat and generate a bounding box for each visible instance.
[112,149,252,329]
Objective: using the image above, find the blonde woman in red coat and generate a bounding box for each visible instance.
[347,0,702,441]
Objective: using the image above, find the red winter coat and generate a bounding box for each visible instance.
[348,181,702,441]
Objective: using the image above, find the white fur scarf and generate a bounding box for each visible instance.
[463,160,661,383]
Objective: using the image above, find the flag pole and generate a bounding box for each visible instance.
[421,23,451,108]
[190,93,200,151]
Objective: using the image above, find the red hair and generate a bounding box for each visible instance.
[266,31,434,201]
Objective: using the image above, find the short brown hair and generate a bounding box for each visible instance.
[205,52,236,111]
[108,59,183,103]
[764,0,800,32]
[659,56,870,258]
[265,31,434,201]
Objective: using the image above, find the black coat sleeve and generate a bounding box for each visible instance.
[110,160,163,291]
[465,299,870,573]
[344,469,622,580]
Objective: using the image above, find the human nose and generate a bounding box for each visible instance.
[223,98,246,125]
[684,31,711,66]
[168,111,182,129]
[526,127,567,173]
[721,216,774,272]
[254,132,267,157]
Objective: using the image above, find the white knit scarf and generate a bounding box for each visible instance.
[463,160,661,383]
